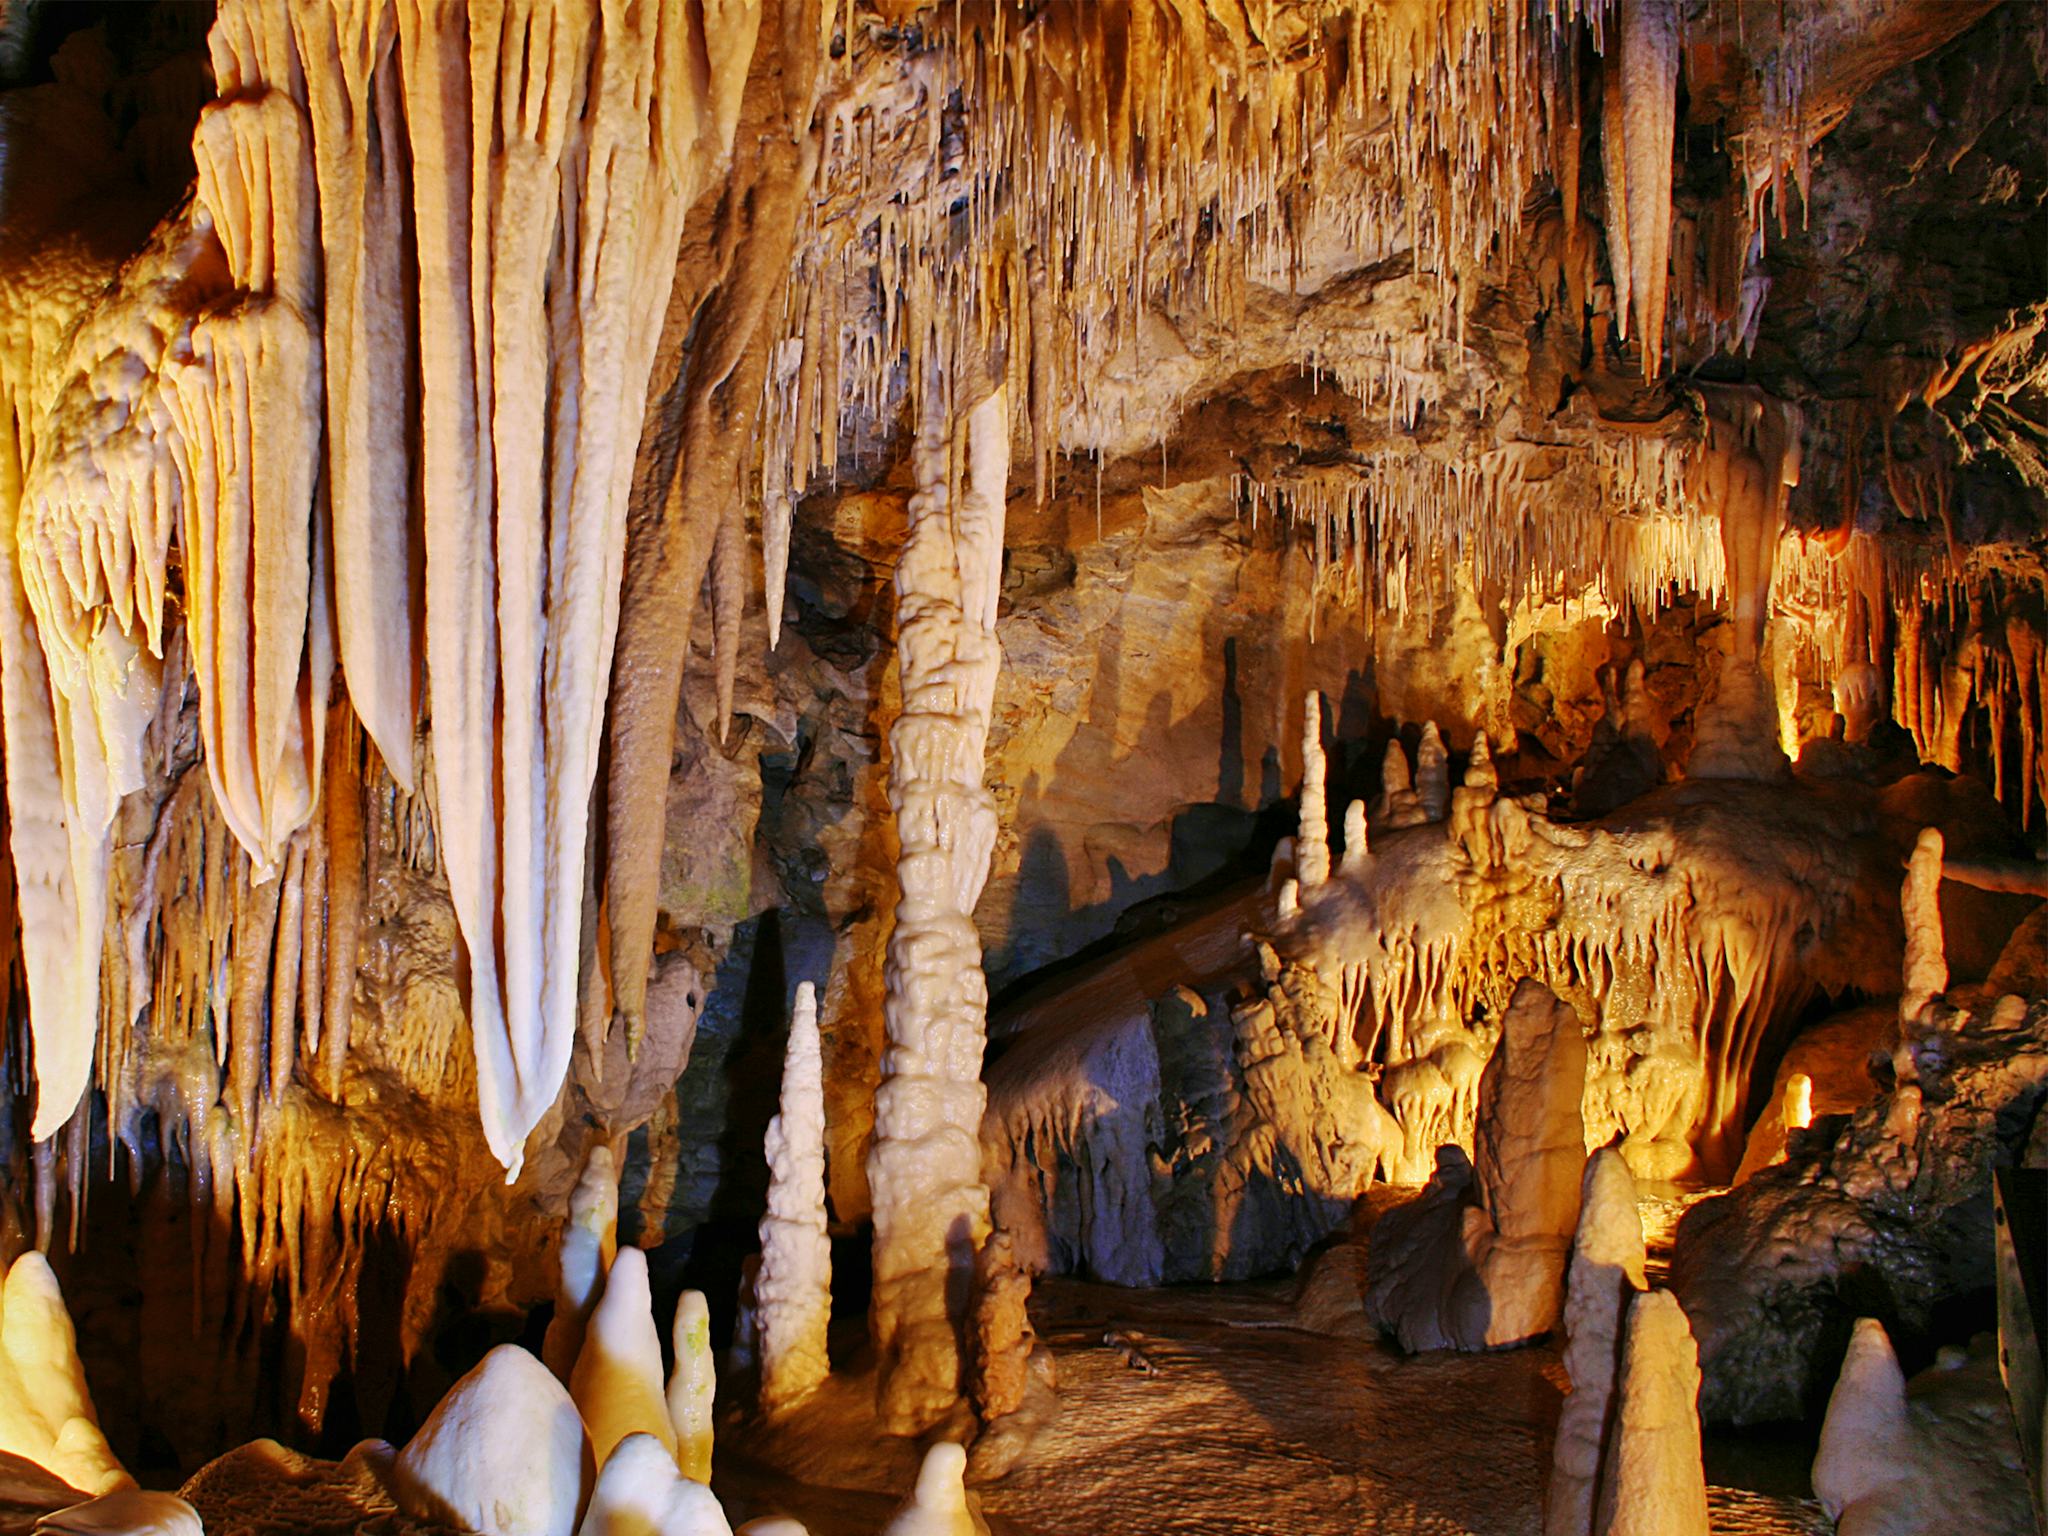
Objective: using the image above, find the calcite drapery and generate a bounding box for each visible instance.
[868,376,1009,1432]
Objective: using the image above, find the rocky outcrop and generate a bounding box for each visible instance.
[1671,987,2048,1422]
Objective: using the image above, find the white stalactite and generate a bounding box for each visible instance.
[291,0,418,790]
[390,0,720,1174]
[756,981,831,1413]
[1617,0,1679,380]
[867,377,1008,1433]
[171,2,332,880]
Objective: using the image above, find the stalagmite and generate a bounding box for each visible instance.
[970,1230,1037,1423]
[1812,1317,1913,1528]
[1364,979,1588,1351]
[1377,738,1425,829]
[1546,1148,1647,1536]
[1595,1290,1708,1536]
[756,982,831,1414]
[1616,0,1680,379]
[571,1247,677,1470]
[1900,827,1946,1026]
[1781,1074,1813,1132]
[1343,800,1369,867]
[880,1443,980,1536]
[1297,693,1330,890]
[867,379,1008,1433]
[577,1435,732,1536]
[35,1490,202,1536]
[0,1254,130,1497]
[543,1145,622,1383]
[394,1345,592,1536]
[667,1290,715,1484]
[1416,722,1449,823]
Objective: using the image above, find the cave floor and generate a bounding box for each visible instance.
[717,1268,1833,1536]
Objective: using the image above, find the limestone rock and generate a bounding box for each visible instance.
[1672,990,2048,1422]
[394,1345,592,1536]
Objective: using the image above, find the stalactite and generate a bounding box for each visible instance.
[1616,0,1679,380]
[605,3,813,1049]
[868,373,1008,1434]
[291,0,419,790]
[171,0,331,878]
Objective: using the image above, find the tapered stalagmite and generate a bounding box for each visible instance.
[1547,1148,1647,1536]
[1416,722,1449,823]
[543,1146,621,1383]
[1596,1291,1708,1536]
[880,1443,978,1536]
[757,982,832,1413]
[868,377,1009,1432]
[395,1346,592,1536]
[1364,978,1588,1351]
[570,1247,676,1470]
[668,1290,715,1484]
[1297,693,1330,890]
[1811,1317,1912,1524]
[577,1435,731,1536]
[1901,827,1947,1025]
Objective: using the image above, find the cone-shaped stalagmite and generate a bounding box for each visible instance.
[1596,1291,1708,1536]
[1547,1149,1647,1536]
[757,982,832,1413]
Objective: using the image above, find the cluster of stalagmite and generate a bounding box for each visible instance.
[866,377,1010,1432]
